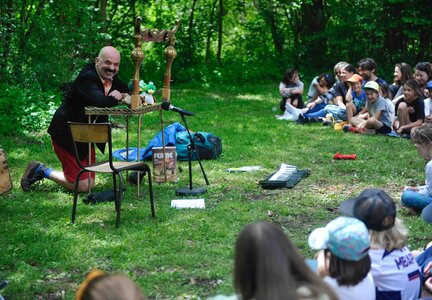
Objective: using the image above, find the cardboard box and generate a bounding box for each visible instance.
[0,149,12,195]
[152,146,177,183]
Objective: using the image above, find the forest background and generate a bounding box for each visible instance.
[1,0,432,136]
[1,1,432,298]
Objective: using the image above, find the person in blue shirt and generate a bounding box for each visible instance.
[345,74,367,125]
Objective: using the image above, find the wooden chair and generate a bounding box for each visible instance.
[68,122,155,228]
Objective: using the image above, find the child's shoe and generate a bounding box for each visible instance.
[323,113,334,126]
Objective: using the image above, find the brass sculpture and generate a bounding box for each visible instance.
[130,17,179,109]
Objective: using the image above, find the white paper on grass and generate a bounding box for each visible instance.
[171,199,205,209]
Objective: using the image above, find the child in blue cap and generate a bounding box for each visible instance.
[308,216,375,300]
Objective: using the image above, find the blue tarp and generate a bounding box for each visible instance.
[113,122,186,161]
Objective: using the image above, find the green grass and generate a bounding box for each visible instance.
[0,83,430,299]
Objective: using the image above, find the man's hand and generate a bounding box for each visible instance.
[108,90,123,101]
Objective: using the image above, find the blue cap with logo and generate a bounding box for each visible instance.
[308,216,370,261]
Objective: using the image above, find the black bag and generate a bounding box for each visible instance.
[176,131,222,161]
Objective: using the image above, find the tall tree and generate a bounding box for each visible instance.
[205,0,218,64]
[216,0,224,64]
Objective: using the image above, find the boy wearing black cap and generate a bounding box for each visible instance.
[340,188,422,300]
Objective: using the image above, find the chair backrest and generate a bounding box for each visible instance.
[68,122,113,169]
[69,122,111,144]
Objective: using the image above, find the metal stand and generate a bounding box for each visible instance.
[175,113,209,196]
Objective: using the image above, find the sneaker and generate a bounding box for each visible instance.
[356,127,366,134]
[296,114,310,124]
[128,171,146,185]
[342,125,350,132]
[21,161,46,192]
[309,117,324,123]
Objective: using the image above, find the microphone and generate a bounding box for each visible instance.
[161,101,195,116]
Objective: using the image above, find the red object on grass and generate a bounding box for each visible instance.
[333,153,357,160]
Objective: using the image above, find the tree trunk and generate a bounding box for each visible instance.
[185,0,198,63]
[205,0,218,64]
[14,0,47,75]
[1,0,14,74]
[267,0,283,56]
[217,0,223,64]
[100,0,108,33]
[298,0,328,69]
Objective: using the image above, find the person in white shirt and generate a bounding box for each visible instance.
[309,216,375,300]
[340,188,422,300]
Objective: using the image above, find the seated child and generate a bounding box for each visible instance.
[344,81,392,134]
[393,79,425,136]
[279,68,304,111]
[378,83,396,123]
[208,221,338,300]
[424,81,432,123]
[345,74,367,125]
[308,216,375,300]
[76,269,146,300]
[401,123,432,219]
[340,188,422,300]
[306,73,336,103]
[279,73,335,122]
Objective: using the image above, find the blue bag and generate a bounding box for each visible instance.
[175,131,222,161]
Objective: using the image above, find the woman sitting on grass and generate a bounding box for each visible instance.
[208,222,337,300]
[279,68,304,111]
[393,79,425,137]
[414,62,432,98]
[391,62,413,101]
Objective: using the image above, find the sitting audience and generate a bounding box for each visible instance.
[340,188,422,300]
[391,62,413,101]
[393,79,425,136]
[279,68,304,111]
[76,270,146,300]
[306,73,336,103]
[424,81,432,123]
[345,81,393,135]
[358,58,387,86]
[322,64,357,121]
[308,216,375,300]
[345,74,366,124]
[414,62,432,98]
[401,123,432,221]
[296,62,348,122]
[209,221,338,300]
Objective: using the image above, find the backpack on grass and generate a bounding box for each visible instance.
[175,131,222,161]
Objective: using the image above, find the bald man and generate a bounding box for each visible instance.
[21,46,130,192]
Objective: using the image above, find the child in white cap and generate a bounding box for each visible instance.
[308,216,375,300]
[344,81,393,135]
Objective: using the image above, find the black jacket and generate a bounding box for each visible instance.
[48,63,128,159]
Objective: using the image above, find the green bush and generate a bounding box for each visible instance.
[0,83,59,137]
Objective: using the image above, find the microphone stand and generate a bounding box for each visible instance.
[175,113,209,196]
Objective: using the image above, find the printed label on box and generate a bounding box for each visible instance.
[152,146,177,183]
